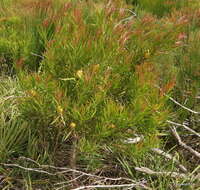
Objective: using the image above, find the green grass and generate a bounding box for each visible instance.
[0,0,200,189]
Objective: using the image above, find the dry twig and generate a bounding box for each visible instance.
[1,159,150,190]
[165,94,200,114]
[151,148,187,173]
[135,166,187,179]
[170,126,200,159]
[155,85,200,114]
[19,156,41,166]
[71,183,151,190]
[0,163,55,176]
[123,135,144,144]
[167,120,200,138]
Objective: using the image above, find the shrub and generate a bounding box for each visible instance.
[1,0,200,189]
[17,0,170,169]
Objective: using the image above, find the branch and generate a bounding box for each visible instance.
[165,94,200,114]
[135,167,187,179]
[41,164,136,183]
[170,126,200,159]
[1,163,145,190]
[154,85,200,114]
[167,120,200,138]
[55,174,85,190]
[123,135,144,144]
[19,156,41,166]
[0,163,55,176]
[1,158,144,190]
[30,52,44,59]
[151,148,187,173]
[71,183,151,190]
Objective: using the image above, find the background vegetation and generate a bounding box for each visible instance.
[0,0,200,189]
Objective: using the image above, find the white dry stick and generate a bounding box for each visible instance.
[165,94,200,114]
[55,174,85,190]
[114,16,135,28]
[42,164,136,183]
[19,156,41,166]
[135,167,187,179]
[30,52,44,59]
[57,179,151,190]
[151,148,187,173]
[71,183,151,190]
[123,8,137,17]
[114,9,136,28]
[51,167,129,181]
[55,174,85,185]
[154,85,200,114]
[167,120,200,138]
[0,163,55,176]
[2,161,148,190]
[123,135,144,144]
[170,126,200,159]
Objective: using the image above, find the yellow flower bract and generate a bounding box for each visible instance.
[76,70,83,79]
[69,122,76,128]
[57,105,63,114]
